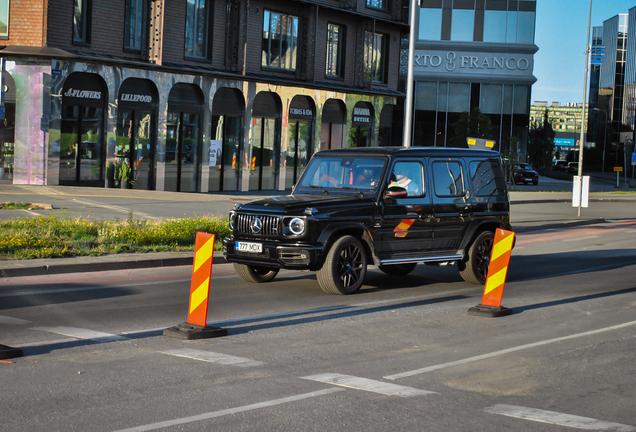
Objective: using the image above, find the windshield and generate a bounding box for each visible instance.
[515,164,532,170]
[296,156,387,194]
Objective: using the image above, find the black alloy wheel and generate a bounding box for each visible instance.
[458,231,494,285]
[317,235,367,295]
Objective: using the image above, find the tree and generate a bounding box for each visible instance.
[527,110,555,173]
[450,107,493,148]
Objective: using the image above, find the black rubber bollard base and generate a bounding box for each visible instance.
[467,304,513,318]
[163,322,228,340]
[0,344,24,360]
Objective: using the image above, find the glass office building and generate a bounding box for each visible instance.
[403,0,537,157]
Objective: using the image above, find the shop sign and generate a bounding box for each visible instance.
[289,108,313,117]
[63,88,102,100]
[120,93,153,103]
[353,107,371,124]
[403,49,534,77]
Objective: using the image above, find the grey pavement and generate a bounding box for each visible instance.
[1,172,635,278]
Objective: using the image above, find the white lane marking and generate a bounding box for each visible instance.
[72,197,159,220]
[562,235,601,242]
[111,388,343,432]
[302,373,436,397]
[13,338,79,348]
[0,279,191,298]
[0,315,30,325]
[385,319,636,380]
[485,404,636,431]
[30,326,128,342]
[21,209,43,217]
[162,349,265,367]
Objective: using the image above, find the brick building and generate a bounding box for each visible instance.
[0,0,404,192]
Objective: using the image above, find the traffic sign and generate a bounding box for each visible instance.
[632,152,636,166]
[614,167,623,172]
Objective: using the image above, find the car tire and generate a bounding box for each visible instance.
[378,263,417,276]
[317,235,367,295]
[458,231,494,285]
[233,263,279,283]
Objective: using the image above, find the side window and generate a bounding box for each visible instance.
[432,161,465,197]
[469,159,506,196]
[389,161,425,197]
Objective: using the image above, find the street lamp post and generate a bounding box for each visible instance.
[593,108,607,175]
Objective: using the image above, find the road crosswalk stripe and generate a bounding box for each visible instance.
[0,314,30,325]
[30,326,128,342]
[162,349,265,367]
[484,404,636,431]
[302,373,436,397]
[112,388,343,432]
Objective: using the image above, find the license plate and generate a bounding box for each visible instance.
[235,241,263,253]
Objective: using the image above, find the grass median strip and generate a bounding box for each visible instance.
[0,212,230,259]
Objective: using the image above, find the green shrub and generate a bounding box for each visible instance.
[0,214,230,259]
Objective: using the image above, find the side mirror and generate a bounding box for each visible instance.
[384,186,408,199]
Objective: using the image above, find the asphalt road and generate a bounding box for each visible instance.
[1,216,636,431]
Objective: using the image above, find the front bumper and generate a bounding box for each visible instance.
[223,237,323,270]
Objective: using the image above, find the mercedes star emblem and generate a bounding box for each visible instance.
[251,217,263,234]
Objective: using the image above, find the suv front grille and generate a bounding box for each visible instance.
[235,214,280,237]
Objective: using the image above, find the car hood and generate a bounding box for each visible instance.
[237,193,377,214]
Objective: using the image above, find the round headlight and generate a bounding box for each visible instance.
[229,213,236,230]
[289,217,305,235]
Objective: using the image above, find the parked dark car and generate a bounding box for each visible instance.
[223,147,512,295]
[552,160,568,171]
[566,162,579,174]
[512,163,539,185]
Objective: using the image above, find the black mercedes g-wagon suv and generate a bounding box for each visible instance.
[223,147,512,294]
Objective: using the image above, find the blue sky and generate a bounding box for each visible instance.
[532,0,635,104]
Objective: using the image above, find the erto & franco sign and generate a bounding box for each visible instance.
[402,50,534,78]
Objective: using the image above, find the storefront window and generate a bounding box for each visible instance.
[451,9,474,42]
[513,85,529,114]
[419,8,442,41]
[415,81,438,111]
[447,83,470,113]
[0,0,9,38]
[185,0,210,59]
[480,84,503,115]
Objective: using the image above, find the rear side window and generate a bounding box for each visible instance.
[469,159,506,196]
[432,161,465,197]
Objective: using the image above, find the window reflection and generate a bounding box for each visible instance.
[451,9,474,42]
[419,8,442,41]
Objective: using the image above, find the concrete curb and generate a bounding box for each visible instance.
[0,253,228,279]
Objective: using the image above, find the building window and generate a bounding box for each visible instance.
[124,0,146,51]
[73,0,91,44]
[364,31,387,84]
[419,7,442,41]
[0,0,8,38]
[262,11,298,71]
[326,23,345,78]
[450,8,474,42]
[185,0,210,59]
[483,2,535,44]
[366,0,387,12]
